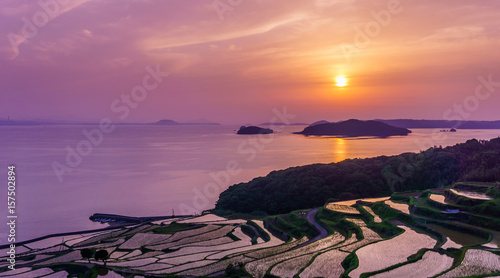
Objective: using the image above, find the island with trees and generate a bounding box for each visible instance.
[237,125,274,135]
[294,119,411,137]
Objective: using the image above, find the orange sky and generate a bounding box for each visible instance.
[1,0,499,124]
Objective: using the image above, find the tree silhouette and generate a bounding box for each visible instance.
[80,248,94,263]
[94,250,109,265]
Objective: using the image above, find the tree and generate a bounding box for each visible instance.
[80,248,94,263]
[94,250,109,265]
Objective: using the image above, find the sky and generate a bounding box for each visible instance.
[1,0,500,125]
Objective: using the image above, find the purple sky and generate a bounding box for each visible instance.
[1,0,500,124]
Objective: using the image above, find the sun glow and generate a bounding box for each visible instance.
[335,75,348,87]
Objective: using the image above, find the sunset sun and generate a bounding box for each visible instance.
[335,75,348,87]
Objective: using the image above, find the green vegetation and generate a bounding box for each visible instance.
[240,224,257,241]
[315,207,363,239]
[355,205,403,239]
[366,220,403,239]
[486,185,500,198]
[418,189,500,230]
[215,138,500,214]
[359,248,430,278]
[247,220,271,242]
[226,231,241,241]
[264,212,318,239]
[341,252,359,277]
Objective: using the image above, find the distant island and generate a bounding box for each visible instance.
[0,119,46,126]
[309,120,330,126]
[237,125,273,135]
[154,119,179,125]
[2,118,500,128]
[259,122,309,126]
[376,119,500,129]
[153,119,221,125]
[294,119,411,137]
[0,119,221,126]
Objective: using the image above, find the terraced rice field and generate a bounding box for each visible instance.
[350,226,436,277]
[243,237,308,259]
[327,197,390,207]
[245,233,345,278]
[450,189,493,200]
[269,253,315,278]
[160,224,220,242]
[326,197,389,214]
[206,232,284,260]
[441,237,462,249]
[177,214,246,225]
[429,194,448,204]
[120,249,142,259]
[371,251,454,278]
[384,200,410,214]
[362,206,382,223]
[157,240,252,258]
[326,204,361,214]
[106,257,158,267]
[339,227,382,252]
[158,251,215,265]
[176,214,228,223]
[177,255,253,277]
[299,249,350,278]
[149,260,218,274]
[146,225,235,250]
[25,234,84,250]
[345,218,367,227]
[2,187,497,277]
[120,233,171,249]
[438,249,500,277]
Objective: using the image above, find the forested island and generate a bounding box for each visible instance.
[153,119,221,125]
[215,138,500,215]
[237,125,274,135]
[294,119,411,137]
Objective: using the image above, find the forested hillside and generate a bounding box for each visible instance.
[215,138,500,214]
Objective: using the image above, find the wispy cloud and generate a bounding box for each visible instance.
[1,0,500,123]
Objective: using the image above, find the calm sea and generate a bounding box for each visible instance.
[0,125,499,242]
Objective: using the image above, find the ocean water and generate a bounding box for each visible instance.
[0,125,499,243]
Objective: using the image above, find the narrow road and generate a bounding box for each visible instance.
[295,208,328,248]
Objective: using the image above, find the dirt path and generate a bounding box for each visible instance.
[295,208,328,248]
